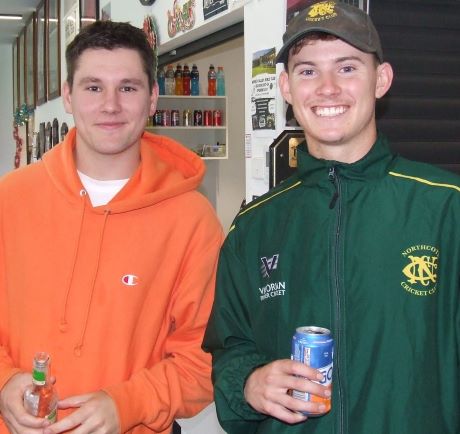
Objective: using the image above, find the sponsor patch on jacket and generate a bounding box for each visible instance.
[260,254,279,278]
[259,281,286,301]
[401,244,439,296]
[259,254,286,301]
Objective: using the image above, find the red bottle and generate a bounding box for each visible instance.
[183,64,191,96]
[207,64,216,96]
[174,64,183,95]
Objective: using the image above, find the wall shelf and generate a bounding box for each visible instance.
[148,95,228,159]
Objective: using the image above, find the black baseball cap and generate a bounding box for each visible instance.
[276,1,383,65]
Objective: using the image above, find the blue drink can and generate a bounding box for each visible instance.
[291,326,334,415]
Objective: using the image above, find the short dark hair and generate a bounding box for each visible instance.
[65,20,157,92]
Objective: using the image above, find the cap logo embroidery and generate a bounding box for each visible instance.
[307,1,337,22]
[400,245,439,296]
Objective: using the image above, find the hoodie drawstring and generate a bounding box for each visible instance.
[74,209,110,356]
[60,190,111,357]
[60,190,87,333]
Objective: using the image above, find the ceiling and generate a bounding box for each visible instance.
[0,0,41,44]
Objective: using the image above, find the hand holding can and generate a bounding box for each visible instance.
[290,326,334,416]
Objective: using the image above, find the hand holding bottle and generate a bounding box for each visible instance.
[42,391,120,434]
[0,372,52,433]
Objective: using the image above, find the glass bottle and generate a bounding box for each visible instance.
[207,64,216,96]
[191,64,200,96]
[182,64,191,96]
[216,66,225,96]
[23,352,58,422]
[174,64,183,95]
[165,64,175,96]
[157,66,166,95]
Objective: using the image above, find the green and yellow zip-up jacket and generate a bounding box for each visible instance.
[203,135,460,434]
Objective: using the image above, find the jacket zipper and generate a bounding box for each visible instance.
[329,167,340,209]
[329,166,345,434]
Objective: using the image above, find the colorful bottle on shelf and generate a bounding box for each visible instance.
[216,66,225,96]
[182,64,191,96]
[207,64,216,96]
[23,352,58,422]
[157,66,165,95]
[165,64,175,95]
[174,64,183,95]
[191,64,200,96]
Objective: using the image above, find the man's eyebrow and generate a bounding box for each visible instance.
[76,77,146,86]
[291,60,315,69]
[335,55,366,64]
[77,76,101,84]
[119,78,146,86]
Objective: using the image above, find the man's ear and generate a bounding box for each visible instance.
[149,82,159,116]
[62,81,73,114]
[279,70,293,105]
[375,62,394,99]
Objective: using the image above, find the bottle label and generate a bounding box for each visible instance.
[32,370,46,386]
[47,407,57,423]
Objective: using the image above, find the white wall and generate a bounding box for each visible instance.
[244,1,290,202]
[0,44,16,176]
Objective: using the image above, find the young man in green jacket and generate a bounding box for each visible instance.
[203,1,460,433]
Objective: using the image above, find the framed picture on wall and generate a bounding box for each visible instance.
[19,30,25,106]
[36,0,47,105]
[268,130,305,189]
[80,0,99,29]
[25,14,36,108]
[64,1,79,46]
[47,0,61,100]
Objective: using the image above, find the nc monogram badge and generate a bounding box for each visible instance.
[401,245,439,296]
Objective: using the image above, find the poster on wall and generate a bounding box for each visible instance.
[251,48,277,132]
[203,0,228,20]
[167,0,196,38]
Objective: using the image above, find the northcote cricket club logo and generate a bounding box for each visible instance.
[260,254,279,278]
[401,245,439,296]
[307,2,337,22]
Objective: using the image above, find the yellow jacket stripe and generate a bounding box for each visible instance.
[389,171,460,193]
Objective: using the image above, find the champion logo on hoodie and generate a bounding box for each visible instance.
[122,274,139,286]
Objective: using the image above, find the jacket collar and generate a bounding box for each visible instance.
[296,133,396,184]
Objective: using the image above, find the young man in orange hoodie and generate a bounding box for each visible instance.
[0,21,223,434]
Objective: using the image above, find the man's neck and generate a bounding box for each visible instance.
[74,149,140,181]
[306,133,378,164]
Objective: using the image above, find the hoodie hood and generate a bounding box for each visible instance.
[43,128,206,213]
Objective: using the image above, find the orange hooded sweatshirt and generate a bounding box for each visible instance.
[0,129,224,433]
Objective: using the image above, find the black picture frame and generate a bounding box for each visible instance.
[25,14,36,108]
[268,130,305,189]
[36,0,47,105]
[12,39,18,110]
[47,0,61,100]
[79,0,99,29]
[19,30,25,106]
